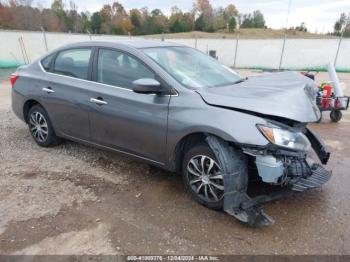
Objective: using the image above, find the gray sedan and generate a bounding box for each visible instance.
[11,40,331,226]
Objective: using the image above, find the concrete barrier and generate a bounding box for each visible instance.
[0,30,349,72]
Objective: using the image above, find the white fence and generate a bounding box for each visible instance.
[0,30,349,71]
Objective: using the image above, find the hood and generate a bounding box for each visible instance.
[197,71,321,123]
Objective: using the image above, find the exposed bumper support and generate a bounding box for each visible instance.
[206,135,275,227]
[205,134,332,227]
[305,127,331,165]
[291,164,332,192]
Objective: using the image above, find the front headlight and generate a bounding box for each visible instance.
[257,124,310,151]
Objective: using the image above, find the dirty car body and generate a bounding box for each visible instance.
[11,40,331,226]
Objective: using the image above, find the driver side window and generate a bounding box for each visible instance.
[97,49,155,89]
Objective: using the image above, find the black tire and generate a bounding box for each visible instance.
[182,143,224,210]
[330,110,342,122]
[27,105,61,147]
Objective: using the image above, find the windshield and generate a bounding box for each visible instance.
[142,46,241,89]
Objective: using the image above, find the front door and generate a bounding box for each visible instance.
[88,48,170,164]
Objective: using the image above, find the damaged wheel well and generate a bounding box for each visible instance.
[174,132,238,173]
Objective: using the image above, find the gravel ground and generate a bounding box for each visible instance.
[0,70,349,255]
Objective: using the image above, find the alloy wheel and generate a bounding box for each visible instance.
[29,111,49,143]
[186,155,224,202]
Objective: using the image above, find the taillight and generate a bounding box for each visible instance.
[10,72,20,88]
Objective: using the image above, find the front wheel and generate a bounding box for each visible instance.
[182,143,224,209]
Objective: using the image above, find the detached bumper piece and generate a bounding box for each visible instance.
[206,135,332,228]
[291,164,332,192]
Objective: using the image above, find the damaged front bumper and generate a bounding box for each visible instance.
[291,164,332,192]
[248,126,331,189]
[206,127,332,227]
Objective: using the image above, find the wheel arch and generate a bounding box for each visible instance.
[172,130,238,173]
[23,99,42,123]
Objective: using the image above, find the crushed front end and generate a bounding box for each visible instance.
[248,122,331,188]
[245,127,331,192]
[206,121,332,227]
[241,123,332,225]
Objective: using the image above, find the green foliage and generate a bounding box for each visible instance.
[240,10,265,29]
[130,9,141,34]
[228,17,236,32]
[168,6,192,33]
[170,19,184,32]
[112,26,124,35]
[295,22,307,32]
[91,12,102,33]
[333,13,350,37]
[194,14,205,31]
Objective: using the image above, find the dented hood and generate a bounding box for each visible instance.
[197,71,321,123]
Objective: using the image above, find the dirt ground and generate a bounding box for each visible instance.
[0,70,349,255]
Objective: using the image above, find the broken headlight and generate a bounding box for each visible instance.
[257,123,310,151]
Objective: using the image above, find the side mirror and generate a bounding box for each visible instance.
[132,78,162,94]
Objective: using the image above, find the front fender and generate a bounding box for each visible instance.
[165,93,269,170]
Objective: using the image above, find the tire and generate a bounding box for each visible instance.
[330,110,342,122]
[27,105,61,147]
[182,143,224,210]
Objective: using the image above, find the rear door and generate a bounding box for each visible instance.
[88,48,170,164]
[42,48,93,140]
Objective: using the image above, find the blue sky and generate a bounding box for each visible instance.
[38,0,349,33]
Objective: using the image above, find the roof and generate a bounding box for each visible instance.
[62,39,184,49]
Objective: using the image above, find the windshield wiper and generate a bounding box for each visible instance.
[232,77,248,85]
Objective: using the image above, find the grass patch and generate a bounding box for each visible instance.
[146,29,339,39]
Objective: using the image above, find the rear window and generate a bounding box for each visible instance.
[40,54,54,71]
[53,48,92,80]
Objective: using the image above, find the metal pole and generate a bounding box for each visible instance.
[233,34,239,68]
[279,0,292,70]
[40,26,48,52]
[87,30,92,40]
[334,13,349,67]
[279,34,287,70]
[10,52,20,64]
[21,37,30,64]
[18,37,27,64]
[334,34,343,68]
[195,34,198,49]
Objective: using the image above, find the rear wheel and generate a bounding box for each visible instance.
[27,105,61,147]
[182,143,224,209]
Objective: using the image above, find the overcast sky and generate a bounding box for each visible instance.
[38,0,349,33]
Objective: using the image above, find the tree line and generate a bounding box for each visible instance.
[0,0,267,34]
[0,0,348,36]
[333,13,350,37]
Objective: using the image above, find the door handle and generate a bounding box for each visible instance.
[90,98,107,105]
[42,87,54,93]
